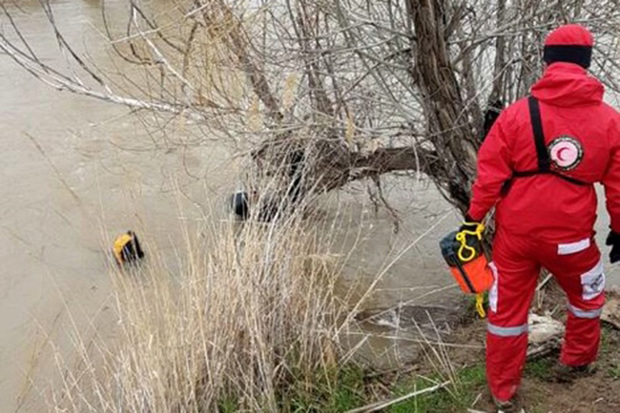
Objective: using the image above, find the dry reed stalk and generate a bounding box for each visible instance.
[46,193,353,412]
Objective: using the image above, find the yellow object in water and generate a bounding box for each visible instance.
[113,233,132,264]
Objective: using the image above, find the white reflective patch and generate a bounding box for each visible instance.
[568,304,603,319]
[487,322,529,337]
[489,262,498,313]
[558,238,591,255]
[580,260,605,301]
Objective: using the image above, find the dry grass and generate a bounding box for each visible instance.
[47,196,352,412]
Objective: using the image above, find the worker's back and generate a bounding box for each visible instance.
[472,62,620,242]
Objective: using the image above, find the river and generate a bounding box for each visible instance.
[1,1,619,412]
[0,1,238,410]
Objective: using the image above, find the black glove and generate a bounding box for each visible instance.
[606,231,620,264]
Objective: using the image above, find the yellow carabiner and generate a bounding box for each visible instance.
[456,222,485,263]
[475,293,486,319]
[456,232,477,262]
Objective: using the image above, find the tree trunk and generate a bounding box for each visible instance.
[408,0,478,213]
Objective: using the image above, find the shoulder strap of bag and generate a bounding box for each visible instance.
[527,96,551,172]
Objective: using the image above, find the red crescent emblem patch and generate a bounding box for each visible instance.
[548,136,584,171]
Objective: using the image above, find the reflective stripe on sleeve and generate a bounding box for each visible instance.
[568,304,603,319]
[487,322,529,337]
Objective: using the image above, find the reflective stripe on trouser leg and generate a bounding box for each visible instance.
[487,322,529,337]
[568,304,603,319]
[561,303,603,366]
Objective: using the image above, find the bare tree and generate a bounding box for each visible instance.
[2,0,619,214]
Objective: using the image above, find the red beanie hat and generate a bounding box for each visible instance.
[543,24,593,68]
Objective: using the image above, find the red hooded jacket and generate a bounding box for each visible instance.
[468,62,620,242]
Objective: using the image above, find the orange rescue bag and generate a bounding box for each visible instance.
[440,223,494,317]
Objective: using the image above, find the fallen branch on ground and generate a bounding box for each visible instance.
[345,381,451,413]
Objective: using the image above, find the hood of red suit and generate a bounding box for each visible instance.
[531,62,604,107]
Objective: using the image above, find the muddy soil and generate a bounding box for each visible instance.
[448,322,620,413]
[412,282,620,412]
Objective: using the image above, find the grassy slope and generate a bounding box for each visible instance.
[296,324,620,413]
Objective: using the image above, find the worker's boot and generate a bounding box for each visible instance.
[551,362,597,383]
[493,396,525,413]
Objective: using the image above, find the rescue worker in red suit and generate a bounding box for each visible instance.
[465,24,620,410]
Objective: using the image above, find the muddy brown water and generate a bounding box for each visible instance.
[0,1,236,410]
[1,2,619,411]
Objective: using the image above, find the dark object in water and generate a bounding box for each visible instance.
[230,191,250,220]
[230,150,307,222]
[113,230,145,265]
[229,190,280,222]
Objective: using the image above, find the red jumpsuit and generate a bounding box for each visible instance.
[468,62,620,402]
